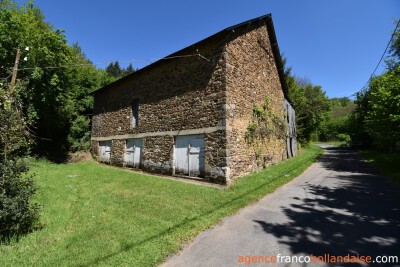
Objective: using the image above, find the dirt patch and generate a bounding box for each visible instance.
[67,151,93,163]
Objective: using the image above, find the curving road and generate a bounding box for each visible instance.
[161,146,400,267]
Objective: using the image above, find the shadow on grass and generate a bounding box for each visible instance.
[254,147,400,266]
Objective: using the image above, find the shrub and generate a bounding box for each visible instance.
[337,133,351,143]
[0,87,40,242]
[0,160,40,241]
[67,115,91,152]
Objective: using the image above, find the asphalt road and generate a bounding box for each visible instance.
[161,146,400,267]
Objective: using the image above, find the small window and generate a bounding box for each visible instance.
[131,100,139,128]
[286,104,290,123]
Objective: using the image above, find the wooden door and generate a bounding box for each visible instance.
[174,135,205,177]
[99,141,111,162]
[125,139,143,168]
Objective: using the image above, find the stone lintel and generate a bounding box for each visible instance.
[91,126,230,141]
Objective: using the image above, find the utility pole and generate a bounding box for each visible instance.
[10,48,21,94]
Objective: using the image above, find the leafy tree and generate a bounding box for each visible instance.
[386,20,400,70]
[282,59,330,144]
[364,67,400,148]
[0,1,110,158]
[350,20,400,149]
[329,97,355,118]
[1,1,73,157]
[0,84,39,242]
[64,44,112,152]
[317,98,354,142]
[318,116,351,142]
[348,90,373,146]
[294,81,330,143]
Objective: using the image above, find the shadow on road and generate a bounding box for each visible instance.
[254,147,400,266]
[318,147,378,174]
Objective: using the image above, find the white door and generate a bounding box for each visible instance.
[99,141,111,162]
[174,135,205,177]
[125,139,143,168]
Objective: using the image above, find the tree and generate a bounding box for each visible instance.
[317,98,354,142]
[106,61,123,78]
[0,1,110,158]
[348,90,373,146]
[386,20,400,70]
[282,56,330,144]
[65,44,112,152]
[0,85,39,242]
[350,20,400,149]
[292,81,330,143]
[124,63,135,76]
[106,61,136,79]
[364,67,400,148]
[1,1,74,157]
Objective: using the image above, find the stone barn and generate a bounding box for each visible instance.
[91,14,297,184]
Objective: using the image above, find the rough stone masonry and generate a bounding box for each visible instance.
[91,14,297,184]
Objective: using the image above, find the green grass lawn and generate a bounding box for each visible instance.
[0,146,323,267]
[359,150,400,187]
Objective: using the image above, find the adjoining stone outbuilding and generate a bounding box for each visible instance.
[91,14,297,184]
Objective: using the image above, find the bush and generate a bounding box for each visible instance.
[67,115,91,152]
[0,160,40,241]
[0,87,40,242]
[337,133,351,143]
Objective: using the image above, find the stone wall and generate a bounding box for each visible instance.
[91,16,290,183]
[224,21,287,178]
[204,130,229,183]
[91,131,228,183]
[92,38,227,138]
[91,34,230,181]
[142,135,174,174]
[110,139,125,166]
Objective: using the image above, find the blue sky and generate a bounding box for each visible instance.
[18,0,400,98]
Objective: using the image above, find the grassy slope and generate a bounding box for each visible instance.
[359,150,400,187]
[0,146,323,267]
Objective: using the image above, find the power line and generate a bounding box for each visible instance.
[0,53,210,81]
[368,20,400,80]
[0,72,12,80]
[349,19,400,98]
[13,53,210,71]
[0,65,13,80]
